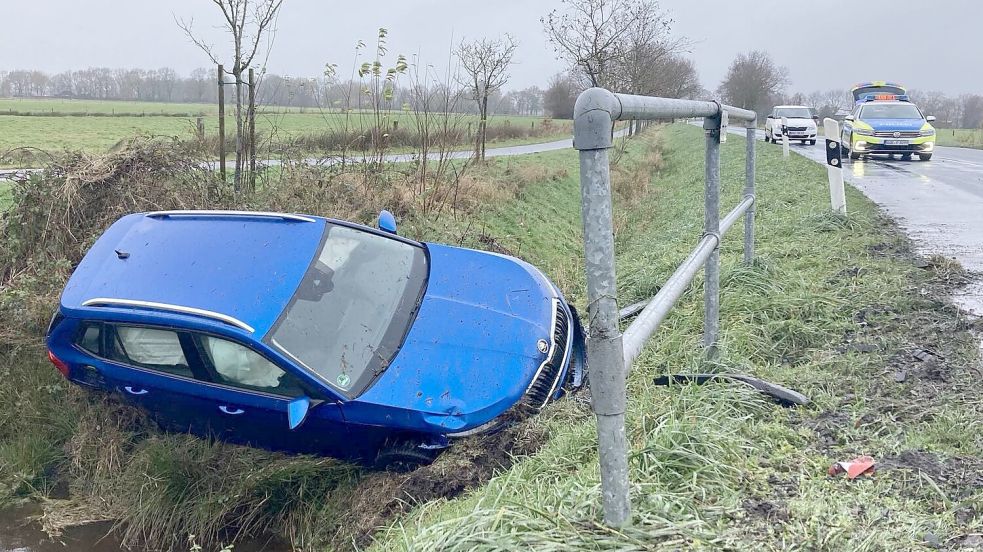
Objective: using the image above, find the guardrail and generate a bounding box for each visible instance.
[573,88,758,527]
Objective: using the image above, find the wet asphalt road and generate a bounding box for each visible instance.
[745,129,983,315]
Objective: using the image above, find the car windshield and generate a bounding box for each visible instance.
[775,108,813,119]
[860,103,923,119]
[268,224,427,398]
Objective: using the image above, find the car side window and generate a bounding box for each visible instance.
[75,323,102,355]
[108,325,193,378]
[197,335,305,398]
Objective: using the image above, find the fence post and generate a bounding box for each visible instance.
[217,64,226,182]
[744,124,756,264]
[248,67,257,193]
[573,88,630,527]
[781,116,790,158]
[703,112,722,358]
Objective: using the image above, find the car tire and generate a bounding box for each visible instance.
[374,439,438,472]
[902,153,912,161]
[849,151,861,160]
[809,140,817,146]
[918,153,933,161]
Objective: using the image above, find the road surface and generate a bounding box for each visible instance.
[745,129,983,316]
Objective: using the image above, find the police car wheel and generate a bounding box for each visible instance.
[849,151,861,160]
[902,153,912,161]
[918,153,932,161]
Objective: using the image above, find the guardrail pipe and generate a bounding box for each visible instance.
[703,114,721,358]
[744,124,757,263]
[573,88,630,527]
[574,87,756,528]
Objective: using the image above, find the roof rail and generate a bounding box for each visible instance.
[145,210,316,223]
[80,298,255,333]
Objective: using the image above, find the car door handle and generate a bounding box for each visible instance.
[123,386,148,396]
[218,406,245,415]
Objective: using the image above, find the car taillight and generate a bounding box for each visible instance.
[48,350,70,378]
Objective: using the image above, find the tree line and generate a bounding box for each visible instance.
[715,50,983,128]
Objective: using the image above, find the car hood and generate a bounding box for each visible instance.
[350,243,558,432]
[860,118,927,132]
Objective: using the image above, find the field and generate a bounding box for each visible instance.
[936,128,983,149]
[0,125,979,550]
[0,97,571,164]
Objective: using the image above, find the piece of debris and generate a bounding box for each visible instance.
[912,348,942,362]
[618,300,650,320]
[652,373,810,407]
[828,455,876,479]
[922,531,942,549]
[893,370,907,383]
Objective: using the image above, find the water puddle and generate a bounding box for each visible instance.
[0,505,123,552]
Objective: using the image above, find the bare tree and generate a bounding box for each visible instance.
[456,35,518,161]
[717,51,789,117]
[544,72,581,119]
[543,0,668,89]
[177,0,283,191]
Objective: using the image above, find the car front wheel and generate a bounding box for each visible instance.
[374,439,438,472]
[918,153,933,161]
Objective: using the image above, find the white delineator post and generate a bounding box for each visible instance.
[823,118,847,214]
[781,116,790,158]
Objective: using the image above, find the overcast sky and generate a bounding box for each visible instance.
[3,0,981,95]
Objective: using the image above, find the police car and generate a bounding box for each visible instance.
[841,82,937,161]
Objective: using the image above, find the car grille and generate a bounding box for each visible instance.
[786,126,808,132]
[873,131,920,138]
[524,301,570,409]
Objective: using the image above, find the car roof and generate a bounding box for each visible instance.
[60,211,329,337]
[774,105,810,109]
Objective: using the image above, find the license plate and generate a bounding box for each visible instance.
[885,139,909,146]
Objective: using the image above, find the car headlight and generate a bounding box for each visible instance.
[920,129,936,136]
[854,129,874,136]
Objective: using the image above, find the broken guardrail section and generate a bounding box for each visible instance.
[573,88,757,527]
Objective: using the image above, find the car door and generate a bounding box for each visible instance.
[188,333,351,456]
[96,323,221,435]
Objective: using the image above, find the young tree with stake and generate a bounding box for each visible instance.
[177,0,283,192]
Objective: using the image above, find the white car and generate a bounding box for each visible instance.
[765,106,818,145]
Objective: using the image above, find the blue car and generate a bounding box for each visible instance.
[46,210,585,468]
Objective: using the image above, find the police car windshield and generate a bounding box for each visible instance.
[860,103,923,120]
[774,108,812,119]
[268,224,427,398]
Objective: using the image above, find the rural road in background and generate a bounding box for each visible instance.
[738,126,983,317]
[0,128,631,180]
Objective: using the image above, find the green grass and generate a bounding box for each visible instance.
[368,125,983,551]
[935,128,983,149]
[0,97,570,164]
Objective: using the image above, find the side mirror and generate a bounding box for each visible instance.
[766,115,774,119]
[845,115,855,122]
[378,210,397,234]
[926,115,937,122]
[812,115,820,122]
[288,396,312,430]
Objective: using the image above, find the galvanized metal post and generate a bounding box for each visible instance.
[703,113,722,358]
[573,88,630,527]
[744,124,756,264]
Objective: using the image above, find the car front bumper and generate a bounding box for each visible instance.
[852,135,935,154]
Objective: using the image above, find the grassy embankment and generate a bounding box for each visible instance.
[371,125,982,550]
[936,128,983,149]
[0,124,979,550]
[0,97,571,166]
